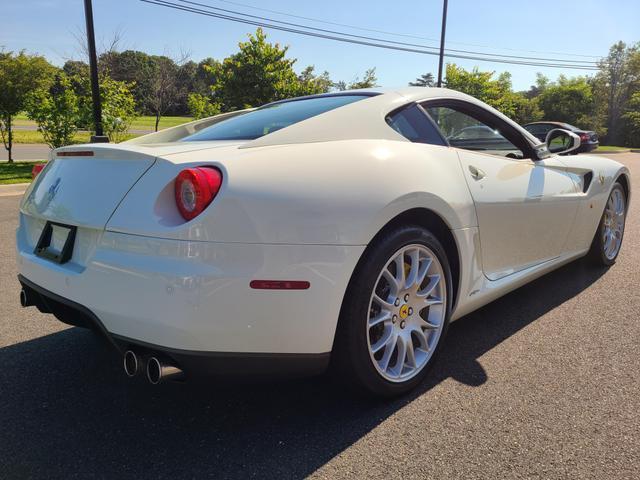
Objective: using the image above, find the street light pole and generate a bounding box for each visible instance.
[437,0,448,87]
[83,0,108,143]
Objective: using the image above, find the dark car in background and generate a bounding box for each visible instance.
[523,121,599,153]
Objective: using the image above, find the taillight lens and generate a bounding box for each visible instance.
[579,133,590,141]
[174,167,223,220]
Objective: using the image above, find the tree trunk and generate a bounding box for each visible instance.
[155,113,160,132]
[7,114,13,164]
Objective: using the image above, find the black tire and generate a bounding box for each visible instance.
[332,225,453,397]
[587,182,626,266]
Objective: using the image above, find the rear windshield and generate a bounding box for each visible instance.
[182,95,370,142]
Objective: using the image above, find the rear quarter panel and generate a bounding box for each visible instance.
[106,139,477,245]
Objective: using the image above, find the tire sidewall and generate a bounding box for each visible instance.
[591,183,626,266]
[338,226,453,397]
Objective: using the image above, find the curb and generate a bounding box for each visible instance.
[0,183,30,197]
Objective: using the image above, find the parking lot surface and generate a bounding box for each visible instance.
[1,154,639,479]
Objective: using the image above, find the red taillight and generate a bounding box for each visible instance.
[174,167,223,220]
[580,133,590,141]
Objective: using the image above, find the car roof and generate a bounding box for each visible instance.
[179,87,541,150]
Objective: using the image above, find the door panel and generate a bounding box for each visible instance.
[457,150,581,280]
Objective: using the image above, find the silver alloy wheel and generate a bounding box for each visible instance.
[603,187,626,260]
[366,244,446,383]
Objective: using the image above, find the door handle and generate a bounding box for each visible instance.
[468,165,486,180]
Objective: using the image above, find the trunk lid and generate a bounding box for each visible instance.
[21,145,158,229]
[20,141,243,228]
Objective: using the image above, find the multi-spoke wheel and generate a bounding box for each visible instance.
[367,244,446,383]
[588,182,627,266]
[333,226,452,397]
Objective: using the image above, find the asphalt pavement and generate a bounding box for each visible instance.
[0,144,50,161]
[0,154,639,479]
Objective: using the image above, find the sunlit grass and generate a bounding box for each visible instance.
[0,162,40,184]
[13,113,192,132]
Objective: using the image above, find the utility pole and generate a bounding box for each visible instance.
[437,0,448,87]
[83,0,109,143]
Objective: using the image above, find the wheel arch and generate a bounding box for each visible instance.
[330,207,462,354]
[368,208,461,307]
[616,172,631,207]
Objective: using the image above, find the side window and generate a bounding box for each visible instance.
[386,104,446,146]
[424,105,525,158]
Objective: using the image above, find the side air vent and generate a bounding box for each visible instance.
[582,171,593,193]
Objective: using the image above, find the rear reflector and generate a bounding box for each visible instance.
[250,280,310,290]
[57,151,94,157]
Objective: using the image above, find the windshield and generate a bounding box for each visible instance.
[182,95,370,142]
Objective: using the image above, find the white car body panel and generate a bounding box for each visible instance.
[456,151,582,279]
[15,88,630,364]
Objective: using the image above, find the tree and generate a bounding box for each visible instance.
[509,94,543,125]
[297,66,333,95]
[444,64,504,105]
[193,58,221,96]
[98,50,156,113]
[334,68,378,91]
[524,73,550,99]
[187,93,220,119]
[443,64,520,116]
[147,55,182,131]
[348,68,378,89]
[78,75,137,143]
[537,77,595,128]
[409,73,435,87]
[621,91,640,146]
[25,73,79,148]
[210,29,303,110]
[63,59,89,78]
[0,51,55,162]
[594,42,640,145]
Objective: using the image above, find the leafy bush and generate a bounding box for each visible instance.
[78,75,137,143]
[25,73,79,148]
[187,93,220,120]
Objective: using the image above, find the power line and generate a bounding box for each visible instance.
[174,0,599,66]
[139,0,600,70]
[206,0,604,59]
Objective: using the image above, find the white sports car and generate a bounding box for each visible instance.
[16,88,630,396]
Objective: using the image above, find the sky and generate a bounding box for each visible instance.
[3,0,640,91]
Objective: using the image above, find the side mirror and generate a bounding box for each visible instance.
[545,128,580,154]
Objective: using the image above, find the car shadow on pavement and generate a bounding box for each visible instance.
[0,259,607,479]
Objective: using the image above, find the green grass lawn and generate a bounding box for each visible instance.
[0,162,41,184]
[13,113,193,131]
[11,130,140,144]
[595,145,632,152]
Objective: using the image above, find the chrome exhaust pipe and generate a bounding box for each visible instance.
[20,289,31,308]
[146,356,184,384]
[123,350,140,377]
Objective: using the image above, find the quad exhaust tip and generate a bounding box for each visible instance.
[146,357,184,385]
[123,350,139,377]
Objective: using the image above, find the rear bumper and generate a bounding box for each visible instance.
[16,219,365,361]
[18,275,330,378]
[578,141,599,153]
